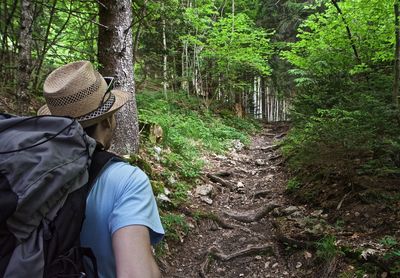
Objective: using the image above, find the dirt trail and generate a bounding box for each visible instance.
[161,123,310,278]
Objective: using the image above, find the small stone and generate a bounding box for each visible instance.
[296,262,302,269]
[232,139,244,151]
[355,211,360,217]
[255,159,266,166]
[264,262,270,268]
[283,206,298,215]
[239,274,244,277]
[153,146,162,155]
[216,268,225,274]
[255,255,262,260]
[157,193,171,203]
[291,211,303,218]
[237,181,245,188]
[168,175,176,185]
[195,184,214,197]
[381,272,388,278]
[266,174,274,181]
[239,237,247,242]
[272,207,282,217]
[272,263,279,268]
[200,196,213,205]
[311,210,323,217]
[283,271,289,276]
[304,251,312,259]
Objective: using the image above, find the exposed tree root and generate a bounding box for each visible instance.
[206,173,235,188]
[260,144,280,152]
[213,171,232,177]
[210,214,235,229]
[199,245,274,277]
[224,203,280,223]
[264,133,276,137]
[269,154,282,161]
[253,190,271,199]
[178,207,235,229]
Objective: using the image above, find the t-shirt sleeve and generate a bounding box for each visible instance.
[108,162,164,245]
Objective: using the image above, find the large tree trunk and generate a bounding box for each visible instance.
[98,0,139,154]
[394,0,400,108]
[16,0,33,114]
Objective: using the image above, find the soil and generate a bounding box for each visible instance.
[160,123,400,278]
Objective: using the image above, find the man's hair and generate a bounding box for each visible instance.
[84,123,98,138]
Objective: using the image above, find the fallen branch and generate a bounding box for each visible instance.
[207,173,235,188]
[260,145,280,152]
[336,192,350,210]
[253,190,271,199]
[224,203,280,223]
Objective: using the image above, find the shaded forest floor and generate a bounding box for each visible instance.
[160,123,400,278]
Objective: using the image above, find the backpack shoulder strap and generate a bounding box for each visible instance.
[87,150,124,191]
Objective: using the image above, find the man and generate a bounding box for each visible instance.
[37,60,164,277]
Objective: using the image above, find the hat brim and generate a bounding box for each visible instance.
[37,89,130,128]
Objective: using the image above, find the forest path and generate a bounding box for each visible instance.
[161,123,310,278]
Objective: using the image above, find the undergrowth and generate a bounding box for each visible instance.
[132,90,260,247]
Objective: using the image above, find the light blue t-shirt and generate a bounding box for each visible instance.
[80,160,164,278]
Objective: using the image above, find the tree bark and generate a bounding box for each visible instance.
[394,0,400,108]
[16,0,34,115]
[98,0,139,154]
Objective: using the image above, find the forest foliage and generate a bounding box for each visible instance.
[281,0,400,189]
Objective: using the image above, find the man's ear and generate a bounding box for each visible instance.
[100,117,113,128]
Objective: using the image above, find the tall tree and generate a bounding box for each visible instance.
[98,0,139,154]
[394,0,400,108]
[16,0,34,114]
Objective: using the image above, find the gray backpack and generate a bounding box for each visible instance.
[0,113,109,277]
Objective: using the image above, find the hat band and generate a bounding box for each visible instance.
[76,93,116,122]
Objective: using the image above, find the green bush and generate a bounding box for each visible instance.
[160,213,190,241]
[282,94,400,183]
[316,235,343,261]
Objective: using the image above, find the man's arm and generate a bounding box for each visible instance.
[112,225,161,278]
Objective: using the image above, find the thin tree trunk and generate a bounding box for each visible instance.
[98,0,139,154]
[16,0,34,114]
[162,5,168,96]
[394,0,400,108]
[182,41,189,95]
[331,0,361,64]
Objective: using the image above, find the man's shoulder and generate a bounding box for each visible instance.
[101,160,149,186]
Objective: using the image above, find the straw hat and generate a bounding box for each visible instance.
[37,61,129,128]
